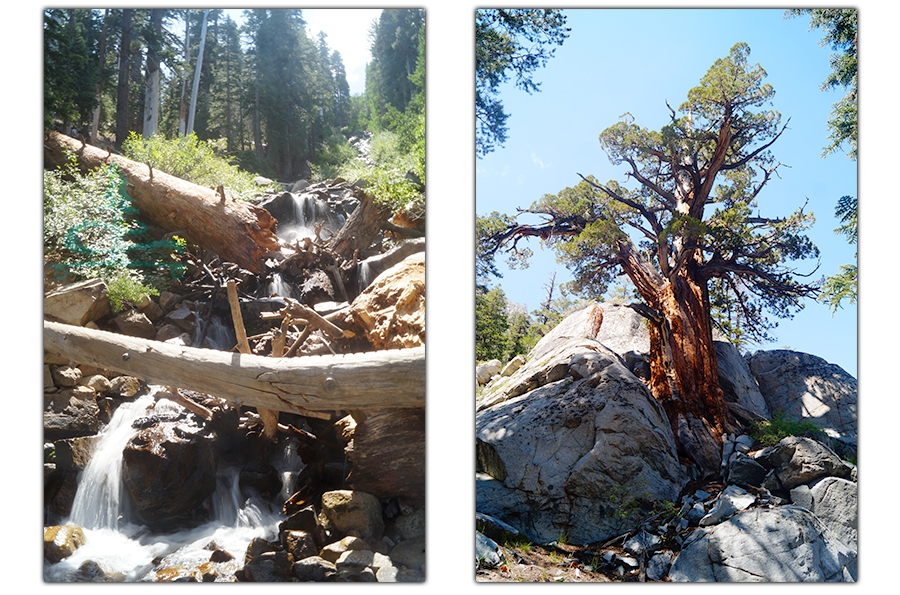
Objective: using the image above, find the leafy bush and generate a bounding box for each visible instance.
[44,155,182,312]
[749,411,827,446]
[121,132,277,200]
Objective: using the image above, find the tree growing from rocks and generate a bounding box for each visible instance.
[485,43,820,476]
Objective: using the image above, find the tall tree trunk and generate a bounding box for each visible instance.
[90,9,109,144]
[178,9,190,136]
[186,9,209,136]
[142,9,163,138]
[115,8,132,149]
[620,242,736,477]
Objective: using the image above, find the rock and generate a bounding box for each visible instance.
[44,278,111,326]
[292,556,336,581]
[792,476,857,553]
[715,341,770,420]
[253,176,274,186]
[748,350,857,440]
[753,436,853,490]
[108,375,144,398]
[726,451,768,489]
[51,365,82,387]
[339,252,425,350]
[44,525,86,563]
[669,506,855,582]
[239,461,281,499]
[112,308,157,339]
[699,485,756,526]
[391,507,425,540]
[242,551,292,582]
[592,303,650,358]
[333,549,393,573]
[298,268,334,305]
[355,237,425,294]
[646,551,674,581]
[476,360,502,385]
[136,294,164,322]
[475,531,502,568]
[320,490,385,541]
[500,354,526,377]
[53,436,98,472]
[121,413,218,526]
[79,374,111,393]
[476,310,685,544]
[280,530,317,562]
[624,530,662,556]
[164,304,198,333]
[389,537,425,571]
[319,535,374,563]
[44,389,102,441]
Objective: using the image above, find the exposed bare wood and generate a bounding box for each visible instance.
[44,320,425,413]
[227,279,278,439]
[43,130,280,273]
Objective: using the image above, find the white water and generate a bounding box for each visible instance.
[45,391,287,582]
[278,193,345,243]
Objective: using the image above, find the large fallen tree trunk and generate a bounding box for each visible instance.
[44,320,424,413]
[43,130,280,274]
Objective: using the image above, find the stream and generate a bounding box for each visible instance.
[44,391,294,582]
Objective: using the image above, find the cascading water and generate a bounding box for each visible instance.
[278,193,345,243]
[44,390,292,582]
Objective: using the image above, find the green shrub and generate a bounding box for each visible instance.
[749,411,827,446]
[44,156,183,312]
[121,132,277,200]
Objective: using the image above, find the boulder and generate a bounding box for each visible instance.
[669,506,855,582]
[790,476,857,553]
[714,341,769,420]
[747,350,857,439]
[44,278,110,327]
[476,360,501,385]
[44,524,86,563]
[320,490,385,541]
[476,328,685,544]
[112,308,157,339]
[292,556,337,581]
[121,413,217,526]
[44,388,102,441]
[752,436,853,490]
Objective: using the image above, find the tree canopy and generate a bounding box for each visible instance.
[475,9,570,158]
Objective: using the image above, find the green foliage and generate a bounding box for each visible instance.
[820,196,857,313]
[44,9,102,130]
[121,132,276,200]
[475,9,570,157]
[476,286,511,362]
[44,157,183,311]
[749,411,827,446]
[787,9,857,160]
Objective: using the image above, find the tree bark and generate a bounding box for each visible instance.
[327,192,391,260]
[44,320,425,413]
[115,8,132,149]
[627,254,737,477]
[142,9,163,138]
[43,130,280,273]
[345,408,425,506]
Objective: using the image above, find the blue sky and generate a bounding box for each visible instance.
[476,8,859,377]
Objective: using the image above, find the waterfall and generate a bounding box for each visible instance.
[278,193,345,242]
[68,393,156,530]
[45,391,290,582]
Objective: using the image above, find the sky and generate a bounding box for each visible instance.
[220,8,382,97]
[476,8,859,377]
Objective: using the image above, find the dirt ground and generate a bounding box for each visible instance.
[476,541,650,583]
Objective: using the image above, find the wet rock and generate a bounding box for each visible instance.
[239,461,281,499]
[121,415,217,526]
[44,525,86,563]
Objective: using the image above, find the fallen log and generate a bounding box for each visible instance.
[43,130,280,274]
[44,320,425,413]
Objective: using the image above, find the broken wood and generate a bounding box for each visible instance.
[327,191,391,260]
[43,130,280,274]
[44,320,425,413]
[227,279,279,439]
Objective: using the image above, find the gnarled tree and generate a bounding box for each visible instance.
[486,43,820,477]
